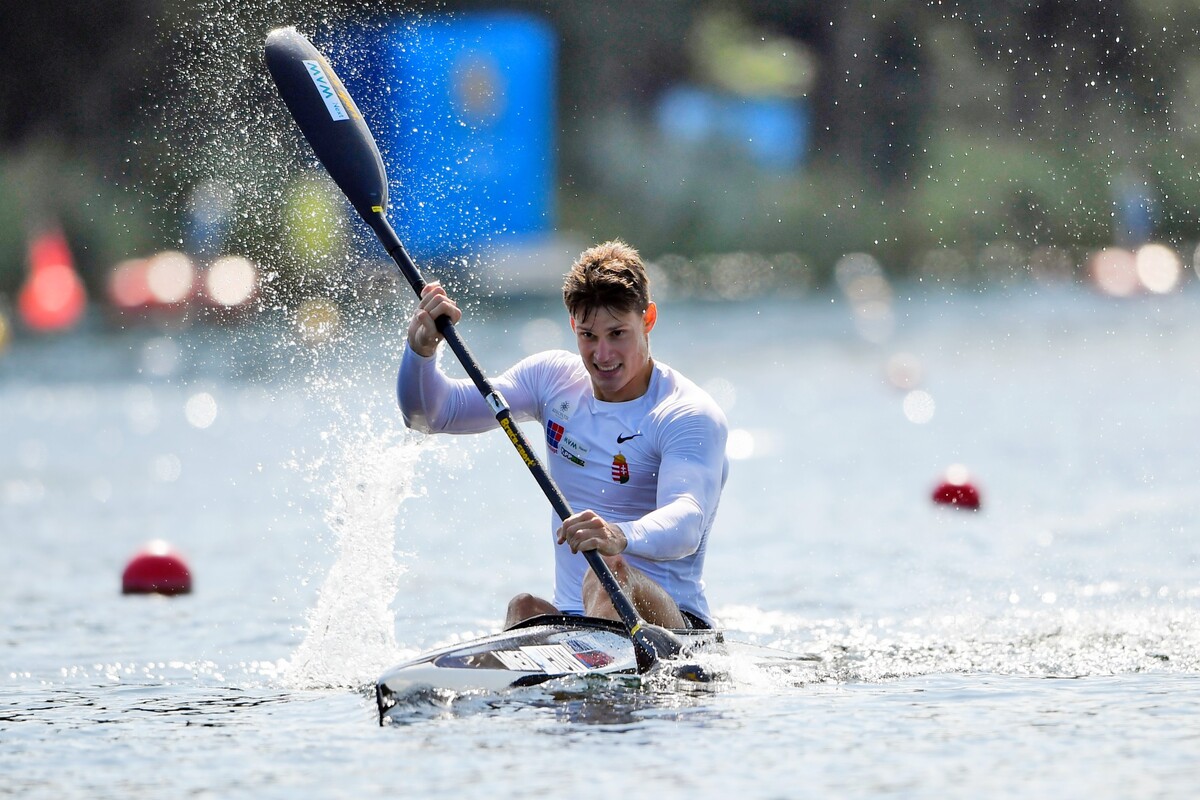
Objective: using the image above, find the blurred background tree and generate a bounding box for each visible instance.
[2,0,1198,297]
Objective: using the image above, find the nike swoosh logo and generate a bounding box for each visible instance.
[616,433,643,444]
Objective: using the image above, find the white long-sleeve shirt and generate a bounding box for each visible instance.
[397,348,728,624]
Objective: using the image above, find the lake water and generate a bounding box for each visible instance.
[2,280,1199,798]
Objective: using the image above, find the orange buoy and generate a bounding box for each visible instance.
[17,227,87,332]
[122,540,193,595]
[931,464,982,511]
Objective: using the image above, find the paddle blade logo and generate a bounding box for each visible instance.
[611,453,630,484]
[302,59,350,121]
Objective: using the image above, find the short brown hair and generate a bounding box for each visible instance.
[562,240,651,318]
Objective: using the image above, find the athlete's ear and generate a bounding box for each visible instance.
[569,316,576,332]
[643,302,657,333]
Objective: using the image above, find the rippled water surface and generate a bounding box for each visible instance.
[3,285,1199,798]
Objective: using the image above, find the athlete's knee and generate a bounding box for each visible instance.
[506,593,552,627]
[507,593,538,614]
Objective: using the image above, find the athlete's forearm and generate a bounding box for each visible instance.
[617,494,707,560]
[396,347,496,433]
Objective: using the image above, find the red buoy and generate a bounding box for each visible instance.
[122,540,193,595]
[931,464,982,511]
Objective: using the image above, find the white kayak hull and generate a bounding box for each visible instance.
[375,615,721,718]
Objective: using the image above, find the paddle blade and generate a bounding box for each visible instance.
[265,27,388,221]
[631,623,685,673]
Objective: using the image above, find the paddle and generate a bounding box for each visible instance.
[264,27,683,673]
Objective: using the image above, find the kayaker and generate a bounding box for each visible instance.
[398,240,728,630]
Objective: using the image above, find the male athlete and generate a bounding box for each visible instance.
[398,240,728,629]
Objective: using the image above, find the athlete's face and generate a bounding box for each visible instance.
[571,303,657,402]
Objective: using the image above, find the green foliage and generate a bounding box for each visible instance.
[1148,137,1200,244]
[689,7,815,98]
[0,172,22,290]
[0,145,156,296]
[563,114,1135,285]
[906,132,1105,256]
[4,0,1199,302]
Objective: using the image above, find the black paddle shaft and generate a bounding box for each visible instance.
[264,28,681,669]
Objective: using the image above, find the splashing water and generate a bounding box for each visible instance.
[719,603,1200,683]
[283,418,424,690]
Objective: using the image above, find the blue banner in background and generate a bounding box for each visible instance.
[655,86,809,172]
[343,12,556,263]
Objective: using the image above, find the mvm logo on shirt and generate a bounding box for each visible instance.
[558,432,588,467]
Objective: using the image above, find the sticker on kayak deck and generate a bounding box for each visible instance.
[494,645,587,673]
[494,649,542,672]
[565,635,617,668]
[302,59,349,121]
[523,645,588,673]
[564,634,609,653]
[572,650,615,668]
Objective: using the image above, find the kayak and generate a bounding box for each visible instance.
[375,615,718,716]
[375,614,819,721]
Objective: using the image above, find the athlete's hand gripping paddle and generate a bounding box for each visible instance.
[264,27,684,672]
